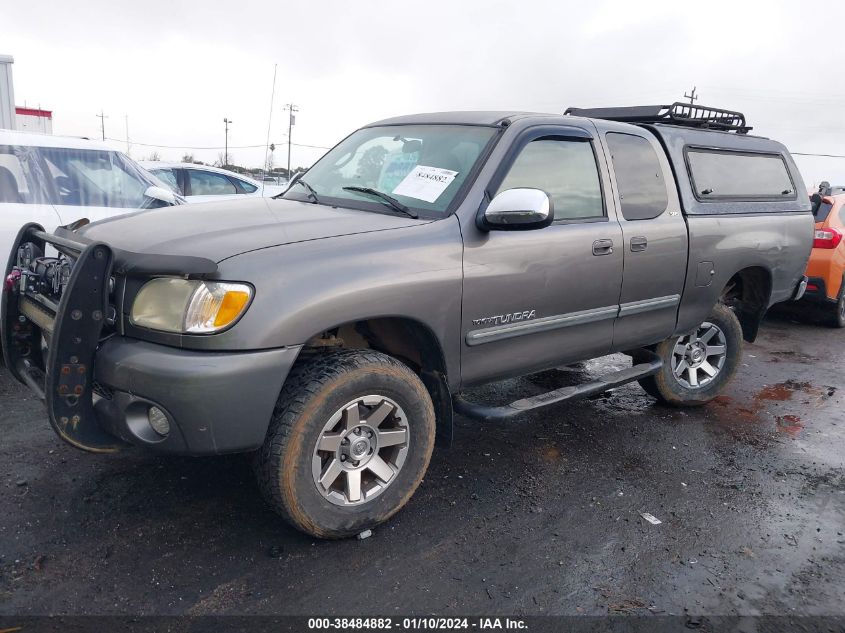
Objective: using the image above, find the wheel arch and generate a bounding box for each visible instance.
[721,266,772,343]
[302,317,454,447]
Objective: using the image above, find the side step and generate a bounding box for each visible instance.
[452,349,662,422]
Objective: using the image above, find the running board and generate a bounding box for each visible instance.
[452,349,662,422]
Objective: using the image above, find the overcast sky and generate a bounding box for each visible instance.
[3,0,843,184]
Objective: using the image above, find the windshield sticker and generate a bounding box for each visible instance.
[392,165,458,203]
[377,150,420,192]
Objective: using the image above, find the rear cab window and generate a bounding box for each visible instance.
[686,149,796,201]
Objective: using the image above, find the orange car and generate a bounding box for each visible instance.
[804,183,845,327]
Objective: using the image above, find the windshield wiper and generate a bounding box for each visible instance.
[342,186,418,219]
[280,178,320,203]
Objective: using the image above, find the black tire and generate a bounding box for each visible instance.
[830,290,845,328]
[638,303,743,407]
[254,349,435,539]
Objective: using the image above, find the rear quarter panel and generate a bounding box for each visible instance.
[677,212,813,333]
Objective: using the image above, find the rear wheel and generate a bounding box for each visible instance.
[639,303,742,406]
[254,349,435,539]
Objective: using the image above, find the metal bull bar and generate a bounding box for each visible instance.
[1,222,218,453]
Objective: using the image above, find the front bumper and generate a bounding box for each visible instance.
[93,339,301,454]
[2,222,300,455]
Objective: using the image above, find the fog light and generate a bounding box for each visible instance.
[148,406,170,437]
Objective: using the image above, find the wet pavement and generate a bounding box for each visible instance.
[1,309,844,617]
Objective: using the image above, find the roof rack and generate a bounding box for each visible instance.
[818,181,845,196]
[564,102,752,134]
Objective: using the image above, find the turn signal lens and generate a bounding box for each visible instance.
[215,290,251,327]
[813,228,843,249]
[184,282,253,333]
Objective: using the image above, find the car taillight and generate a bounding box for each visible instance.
[813,228,843,249]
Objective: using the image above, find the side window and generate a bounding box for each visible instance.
[497,138,604,221]
[188,170,237,195]
[0,147,29,203]
[687,150,794,200]
[606,133,668,221]
[236,178,258,193]
[151,168,180,194]
[816,201,834,223]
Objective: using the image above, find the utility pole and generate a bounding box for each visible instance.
[125,114,130,156]
[223,117,233,167]
[96,109,108,141]
[683,86,698,105]
[284,104,298,178]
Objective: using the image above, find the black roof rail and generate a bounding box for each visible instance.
[564,102,752,134]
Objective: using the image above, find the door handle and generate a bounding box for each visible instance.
[592,239,614,256]
[630,236,648,252]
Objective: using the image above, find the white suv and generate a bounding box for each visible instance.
[0,129,179,267]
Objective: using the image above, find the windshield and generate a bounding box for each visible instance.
[0,144,166,208]
[284,125,497,215]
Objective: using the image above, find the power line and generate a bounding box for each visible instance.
[105,138,331,150]
[792,152,845,159]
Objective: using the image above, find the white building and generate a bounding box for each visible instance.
[16,107,52,134]
[0,54,15,130]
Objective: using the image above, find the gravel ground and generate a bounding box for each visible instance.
[1,308,843,617]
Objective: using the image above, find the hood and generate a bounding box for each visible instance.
[77,197,425,262]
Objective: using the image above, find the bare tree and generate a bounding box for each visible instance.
[147,151,161,162]
[181,153,195,164]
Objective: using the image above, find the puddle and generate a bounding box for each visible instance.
[706,381,832,442]
[776,414,804,437]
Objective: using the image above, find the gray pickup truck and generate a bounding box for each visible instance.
[2,103,812,538]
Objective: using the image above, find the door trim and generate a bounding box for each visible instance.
[466,305,618,347]
[465,294,681,346]
[618,294,680,317]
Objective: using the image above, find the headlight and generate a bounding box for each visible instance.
[130,278,253,334]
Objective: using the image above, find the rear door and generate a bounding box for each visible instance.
[460,125,624,385]
[596,127,688,350]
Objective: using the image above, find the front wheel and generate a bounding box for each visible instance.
[638,302,743,407]
[254,349,436,539]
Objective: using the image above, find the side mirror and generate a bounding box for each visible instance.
[144,185,177,206]
[479,188,554,231]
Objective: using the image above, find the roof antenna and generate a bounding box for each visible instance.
[261,64,278,197]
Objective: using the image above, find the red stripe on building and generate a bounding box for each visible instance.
[15,107,52,118]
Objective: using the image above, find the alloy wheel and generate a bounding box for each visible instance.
[670,321,727,389]
[311,395,409,506]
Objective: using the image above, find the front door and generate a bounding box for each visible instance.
[460,127,624,387]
